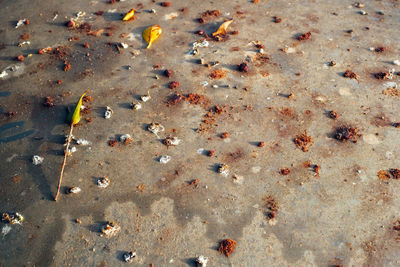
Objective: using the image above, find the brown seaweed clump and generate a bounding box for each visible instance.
[293,131,313,152]
[334,126,359,143]
[218,239,237,257]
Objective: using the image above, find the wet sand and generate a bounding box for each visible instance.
[1,0,400,266]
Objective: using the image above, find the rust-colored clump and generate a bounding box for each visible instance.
[218,239,237,257]
[108,139,118,147]
[273,16,282,23]
[344,70,358,79]
[160,1,171,7]
[16,55,24,61]
[220,132,229,139]
[280,168,290,175]
[258,141,265,147]
[334,126,359,143]
[378,170,391,180]
[169,81,179,89]
[298,31,311,41]
[167,93,185,106]
[197,105,226,133]
[389,168,400,179]
[63,61,71,71]
[375,72,390,80]
[185,93,208,106]
[264,195,279,219]
[375,47,386,53]
[83,95,93,103]
[164,69,172,78]
[189,179,198,185]
[199,10,221,23]
[238,62,248,72]
[329,110,338,119]
[19,33,30,40]
[207,150,215,157]
[43,96,54,107]
[209,69,227,79]
[293,131,313,152]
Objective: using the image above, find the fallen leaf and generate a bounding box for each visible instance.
[70,92,86,125]
[212,19,233,36]
[122,9,135,21]
[142,25,162,49]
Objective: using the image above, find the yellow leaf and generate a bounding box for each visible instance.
[71,92,86,125]
[212,19,233,36]
[143,25,162,49]
[122,9,135,21]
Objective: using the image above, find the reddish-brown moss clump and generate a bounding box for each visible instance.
[293,131,313,152]
[218,239,237,257]
[334,126,359,143]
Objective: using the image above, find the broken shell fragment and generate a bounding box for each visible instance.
[2,212,24,225]
[163,136,181,146]
[159,155,171,164]
[66,186,81,194]
[101,221,121,237]
[97,177,110,188]
[76,139,90,146]
[104,106,113,119]
[141,91,151,102]
[120,134,133,144]
[32,155,44,165]
[196,255,208,267]
[131,102,142,110]
[67,146,77,156]
[148,122,165,136]
[218,164,229,176]
[123,251,136,263]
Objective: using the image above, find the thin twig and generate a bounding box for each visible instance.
[54,124,74,201]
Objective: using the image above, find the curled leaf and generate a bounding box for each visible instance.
[143,25,162,49]
[212,19,233,36]
[70,92,86,125]
[122,9,135,21]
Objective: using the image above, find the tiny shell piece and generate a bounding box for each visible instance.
[101,221,121,237]
[105,106,113,119]
[120,43,128,49]
[131,102,142,110]
[67,146,77,156]
[164,136,181,146]
[2,212,24,225]
[123,251,136,263]
[393,60,400,66]
[141,91,151,102]
[32,155,44,165]
[159,155,171,164]
[76,139,90,146]
[120,134,133,144]
[97,177,110,188]
[148,122,165,136]
[66,187,81,194]
[218,164,229,176]
[196,255,208,267]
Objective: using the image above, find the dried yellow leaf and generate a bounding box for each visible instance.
[212,19,233,36]
[142,25,162,49]
[122,9,135,21]
[71,92,86,125]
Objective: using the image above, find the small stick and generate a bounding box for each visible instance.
[54,124,74,201]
